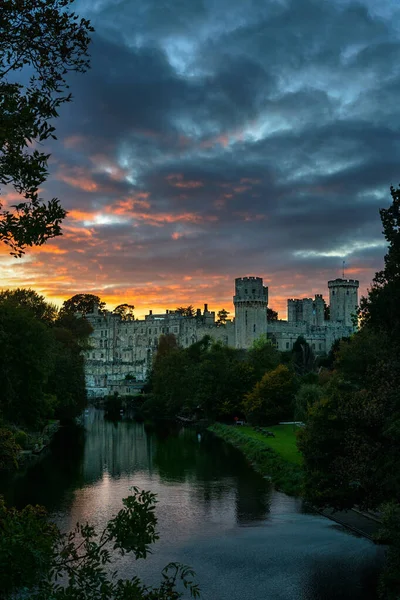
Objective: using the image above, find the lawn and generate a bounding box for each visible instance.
[238,424,303,465]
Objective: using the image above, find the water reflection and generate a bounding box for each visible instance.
[0,408,382,600]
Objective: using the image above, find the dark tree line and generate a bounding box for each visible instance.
[0,289,92,469]
[298,185,400,599]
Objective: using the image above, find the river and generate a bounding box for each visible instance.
[0,409,383,599]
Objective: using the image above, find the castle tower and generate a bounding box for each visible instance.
[328,278,359,327]
[314,294,325,326]
[234,277,268,348]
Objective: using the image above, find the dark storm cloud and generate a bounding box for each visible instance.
[11,0,399,314]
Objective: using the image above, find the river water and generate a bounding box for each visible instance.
[0,409,383,599]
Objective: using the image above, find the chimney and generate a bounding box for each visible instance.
[204,303,208,313]
[149,309,152,315]
[196,308,201,317]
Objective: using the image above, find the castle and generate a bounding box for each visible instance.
[84,276,359,397]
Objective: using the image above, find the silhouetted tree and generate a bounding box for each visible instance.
[0,0,93,255]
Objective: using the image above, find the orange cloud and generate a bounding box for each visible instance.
[166,174,204,189]
[56,166,99,192]
[111,193,151,214]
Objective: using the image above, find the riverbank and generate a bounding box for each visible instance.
[209,423,383,541]
[14,421,60,466]
[208,423,303,496]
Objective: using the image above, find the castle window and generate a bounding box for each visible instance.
[104,330,107,337]
[286,342,289,349]
[100,339,103,348]
[154,328,157,334]
[101,330,103,337]
[245,289,248,294]
[92,353,95,359]
[252,289,255,294]
[346,290,349,295]
[332,291,335,296]
[149,328,151,335]
[101,353,104,358]
[253,324,256,333]
[104,340,107,348]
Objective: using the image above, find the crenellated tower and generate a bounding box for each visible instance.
[234,276,268,348]
[328,278,359,328]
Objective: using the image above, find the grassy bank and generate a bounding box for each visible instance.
[208,423,303,496]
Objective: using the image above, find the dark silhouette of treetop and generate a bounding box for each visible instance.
[61,293,105,316]
[0,0,94,256]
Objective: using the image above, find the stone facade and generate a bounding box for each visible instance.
[234,277,268,348]
[84,276,358,397]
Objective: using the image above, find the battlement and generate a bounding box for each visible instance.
[235,276,263,283]
[328,278,359,287]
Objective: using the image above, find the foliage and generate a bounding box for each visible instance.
[61,293,105,316]
[148,336,253,420]
[0,301,55,427]
[216,308,230,325]
[0,497,58,596]
[291,336,315,375]
[175,306,195,318]
[246,335,280,382]
[0,287,58,323]
[0,0,93,256]
[209,423,303,496]
[0,289,91,437]
[113,303,135,320]
[243,364,297,425]
[0,428,21,470]
[293,383,323,423]
[0,488,200,599]
[375,501,400,600]
[267,307,278,321]
[359,185,400,343]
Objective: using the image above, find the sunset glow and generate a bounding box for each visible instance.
[2,0,398,318]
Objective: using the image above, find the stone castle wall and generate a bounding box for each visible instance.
[84,276,358,397]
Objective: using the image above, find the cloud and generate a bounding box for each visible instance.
[1,0,398,318]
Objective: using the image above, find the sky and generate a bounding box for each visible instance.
[2,0,400,318]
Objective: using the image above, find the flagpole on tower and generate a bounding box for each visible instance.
[342,260,345,279]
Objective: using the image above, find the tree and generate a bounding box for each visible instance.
[243,364,297,425]
[113,303,135,320]
[0,488,200,599]
[61,293,105,316]
[359,185,400,343]
[291,336,315,375]
[0,428,21,471]
[293,383,323,423]
[216,308,230,325]
[246,335,280,382]
[267,307,278,321]
[0,302,55,427]
[175,306,195,318]
[0,0,94,256]
[0,287,58,323]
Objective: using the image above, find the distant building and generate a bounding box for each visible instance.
[84,276,359,397]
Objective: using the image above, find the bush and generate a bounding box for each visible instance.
[14,430,28,449]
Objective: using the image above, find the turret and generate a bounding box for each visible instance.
[234,277,268,348]
[328,278,359,328]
